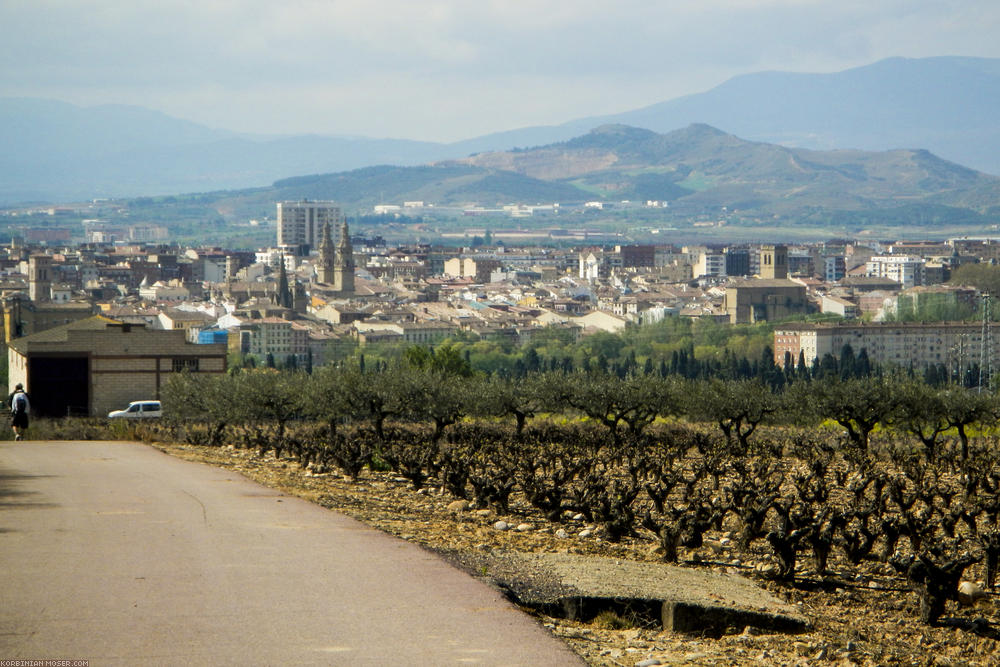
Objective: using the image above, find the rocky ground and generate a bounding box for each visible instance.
[156,442,1000,666]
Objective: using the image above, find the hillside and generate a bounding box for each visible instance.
[449,124,1000,219]
[198,164,594,221]
[171,124,1000,234]
[475,57,1000,177]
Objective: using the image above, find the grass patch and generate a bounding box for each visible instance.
[591,610,635,630]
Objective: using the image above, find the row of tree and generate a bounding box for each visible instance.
[158,364,1000,626]
[165,362,1000,461]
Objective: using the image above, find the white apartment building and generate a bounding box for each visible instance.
[866,255,925,288]
[254,249,296,272]
[354,321,457,345]
[773,321,999,372]
[276,201,344,252]
[694,252,726,279]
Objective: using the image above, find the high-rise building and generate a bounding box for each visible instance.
[276,201,343,254]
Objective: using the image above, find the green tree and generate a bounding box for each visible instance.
[403,368,471,444]
[809,376,903,451]
[950,264,1000,299]
[686,378,779,451]
[550,371,678,444]
[893,380,950,458]
[471,374,546,435]
[938,387,996,461]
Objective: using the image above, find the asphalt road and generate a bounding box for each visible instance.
[0,441,583,666]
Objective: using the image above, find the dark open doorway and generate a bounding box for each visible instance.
[28,356,90,417]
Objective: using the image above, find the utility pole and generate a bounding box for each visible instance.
[980,292,992,392]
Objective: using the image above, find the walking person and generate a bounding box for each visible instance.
[8,383,30,441]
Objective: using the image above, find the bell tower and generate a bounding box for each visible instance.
[316,221,335,284]
[333,222,355,295]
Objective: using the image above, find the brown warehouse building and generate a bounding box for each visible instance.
[7,315,227,417]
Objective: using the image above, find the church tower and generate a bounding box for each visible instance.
[333,222,355,295]
[316,221,335,284]
[759,244,788,280]
[28,255,52,303]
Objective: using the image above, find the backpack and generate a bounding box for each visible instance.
[12,392,28,415]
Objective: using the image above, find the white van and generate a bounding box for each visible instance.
[108,400,162,419]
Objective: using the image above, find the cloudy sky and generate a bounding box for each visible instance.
[2,0,998,143]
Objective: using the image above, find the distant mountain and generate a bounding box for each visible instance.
[0,99,450,205]
[448,124,1000,218]
[469,57,1000,177]
[3,56,1000,205]
[197,125,1000,227]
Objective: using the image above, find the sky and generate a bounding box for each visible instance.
[2,0,999,143]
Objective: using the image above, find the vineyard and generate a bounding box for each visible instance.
[107,365,1000,662]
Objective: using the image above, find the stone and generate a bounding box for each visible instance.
[447,500,470,512]
[475,509,492,517]
[515,523,533,532]
[757,563,778,577]
[493,520,509,531]
[578,529,593,538]
[958,581,987,606]
[555,528,570,539]
[573,513,586,521]
[636,657,664,666]
[704,539,724,553]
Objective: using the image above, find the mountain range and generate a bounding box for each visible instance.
[2,56,999,207]
[197,123,1000,227]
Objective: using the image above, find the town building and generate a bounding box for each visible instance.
[724,247,752,277]
[694,251,726,279]
[759,244,789,280]
[866,255,925,288]
[443,257,502,283]
[353,320,457,345]
[722,279,809,324]
[276,201,344,255]
[7,315,227,417]
[773,321,1000,374]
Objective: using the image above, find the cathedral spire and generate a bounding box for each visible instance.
[333,222,355,295]
[316,221,335,284]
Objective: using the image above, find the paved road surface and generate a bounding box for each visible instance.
[0,441,583,666]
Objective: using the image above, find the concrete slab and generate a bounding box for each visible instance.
[474,552,809,636]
